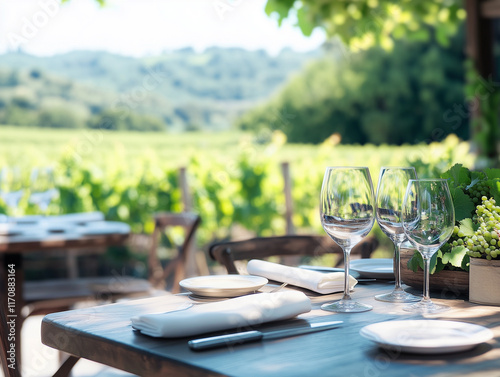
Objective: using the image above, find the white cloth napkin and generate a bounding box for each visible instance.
[247,259,357,294]
[131,291,311,338]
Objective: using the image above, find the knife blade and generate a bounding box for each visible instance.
[188,320,343,351]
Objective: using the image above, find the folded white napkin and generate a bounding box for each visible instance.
[131,291,311,338]
[247,259,357,294]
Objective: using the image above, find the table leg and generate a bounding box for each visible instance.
[1,253,23,371]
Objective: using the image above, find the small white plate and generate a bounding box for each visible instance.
[350,258,394,279]
[179,275,268,298]
[360,320,493,354]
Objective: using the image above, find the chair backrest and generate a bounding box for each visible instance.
[148,212,201,292]
[209,235,378,274]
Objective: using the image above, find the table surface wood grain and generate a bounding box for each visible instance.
[41,281,500,377]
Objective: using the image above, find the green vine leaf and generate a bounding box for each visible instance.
[407,251,421,273]
[484,169,500,180]
[490,180,500,203]
[446,246,468,268]
[406,250,440,274]
[452,188,475,221]
[459,218,478,237]
[441,163,470,189]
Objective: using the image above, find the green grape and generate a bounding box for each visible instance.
[465,196,500,260]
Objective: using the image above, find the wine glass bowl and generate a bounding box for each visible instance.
[320,167,375,313]
[375,167,420,303]
[402,179,455,313]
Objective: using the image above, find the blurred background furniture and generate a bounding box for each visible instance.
[0,211,202,373]
[148,212,201,293]
[209,235,379,274]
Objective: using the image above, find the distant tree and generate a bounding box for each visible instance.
[238,29,465,145]
[39,103,88,129]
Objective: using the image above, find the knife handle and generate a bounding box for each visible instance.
[188,330,263,351]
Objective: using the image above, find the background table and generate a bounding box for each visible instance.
[41,282,500,377]
[0,213,130,367]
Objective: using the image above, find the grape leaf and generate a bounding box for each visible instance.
[406,250,440,274]
[433,251,445,273]
[461,254,470,272]
[484,168,500,180]
[446,246,468,268]
[459,218,478,236]
[465,176,481,191]
[441,163,470,188]
[489,179,500,203]
[407,251,421,272]
[452,188,475,221]
[471,170,485,181]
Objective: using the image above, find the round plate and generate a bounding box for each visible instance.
[350,258,394,279]
[360,320,493,354]
[179,275,268,298]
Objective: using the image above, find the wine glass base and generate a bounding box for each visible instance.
[321,300,372,313]
[402,300,450,313]
[375,290,421,303]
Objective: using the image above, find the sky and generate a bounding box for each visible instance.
[0,0,326,57]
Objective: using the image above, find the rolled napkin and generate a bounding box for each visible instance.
[131,291,311,338]
[247,259,357,294]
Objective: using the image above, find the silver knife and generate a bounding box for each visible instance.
[188,320,343,351]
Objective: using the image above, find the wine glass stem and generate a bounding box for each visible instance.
[342,247,353,301]
[393,241,403,291]
[423,255,431,302]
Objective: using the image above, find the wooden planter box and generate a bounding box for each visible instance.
[469,258,500,305]
[400,248,469,297]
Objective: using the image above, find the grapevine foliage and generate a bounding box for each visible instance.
[409,163,500,274]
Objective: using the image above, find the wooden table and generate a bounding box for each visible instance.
[0,213,130,368]
[41,282,500,377]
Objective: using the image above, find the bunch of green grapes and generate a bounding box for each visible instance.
[464,197,500,260]
[466,181,491,205]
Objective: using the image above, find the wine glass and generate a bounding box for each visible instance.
[29,167,58,213]
[0,167,24,217]
[320,167,375,313]
[375,167,420,303]
[402,179,455,313]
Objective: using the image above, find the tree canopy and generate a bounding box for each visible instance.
[265,0,465,50]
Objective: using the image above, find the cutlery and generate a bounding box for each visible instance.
[188,320,343,350]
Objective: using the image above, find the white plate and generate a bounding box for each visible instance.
[179,275,268,298]
[360,320,493,354]
[350,258,394,279]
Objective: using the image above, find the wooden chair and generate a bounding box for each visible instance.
[209,235,379,274]
[148,212,201,293]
